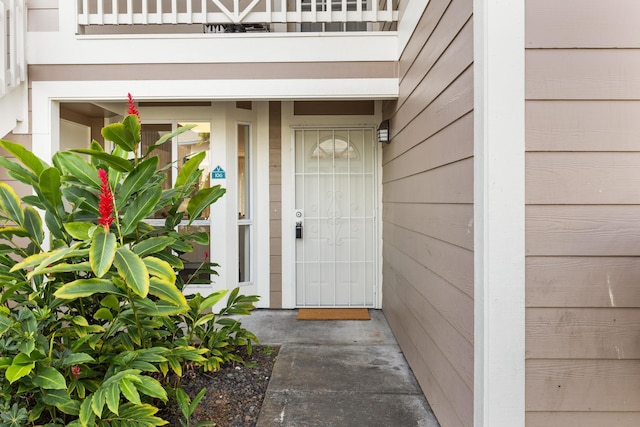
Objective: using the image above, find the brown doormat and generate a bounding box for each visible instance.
[297,308,370,320]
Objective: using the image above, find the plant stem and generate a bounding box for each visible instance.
[127,288,145,348]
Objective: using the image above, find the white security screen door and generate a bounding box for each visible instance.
[295,128,377,307]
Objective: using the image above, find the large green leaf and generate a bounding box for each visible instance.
[72,149,134,172]
[0,315,11,337]
[33,366,67,390]
[23,206,44,245]
[6,357,35,383]
[54,279,122,299]
[0,139,47,176]
[54,152,101,189]
[101,122,136,152]
[175,151,205,188]
[65,222,94,241]
[132,236,176,257]
[143,256,176,283]
[120,186,162,236]
[123,114,141,147]
[116,156,158,207]
[0,156,37,185]
[90,228,117,278]
[62,187,99,215]
[0,182,24,226]
[149,277,187,308]
[198,289,229,314]
[187,185,226,225]
[119,377,141,405]
[39,167,62,209]
[27,261,92,280]
[114,247,149,298]
[30,243,84,276]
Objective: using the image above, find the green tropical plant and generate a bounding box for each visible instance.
[0,95,259,426]
[175,388,214,427]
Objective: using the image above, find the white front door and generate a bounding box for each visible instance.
[294,128,378,307]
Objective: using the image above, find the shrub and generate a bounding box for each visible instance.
[0,99,258,426]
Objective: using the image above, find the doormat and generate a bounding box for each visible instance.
[297,308,370,320]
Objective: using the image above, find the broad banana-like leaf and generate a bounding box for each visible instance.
[53,152,101,189]
[72,149,134,172]
[90,228,117,278]
[120,186,162,236]
[54,279,122,299]
[101,122,136,152]
[0,139,47,176]
[187,185,226,225]
[0,182,24,226]
[114,247,149,298]
[149,277,187,308]
[175,151,205,188]
[23,206,43,245]
[33,366,67,390]
[39,167,62,209]
[132,236,175,257]
[64,222,94,241]
[116,156,158,207]
[143,256,175,283]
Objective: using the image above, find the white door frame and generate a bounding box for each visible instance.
[280,101,384,309]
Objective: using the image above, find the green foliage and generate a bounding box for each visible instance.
[175,388,214,427]
[0,111,258,426]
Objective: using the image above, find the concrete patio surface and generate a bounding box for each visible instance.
[238,309,440,427]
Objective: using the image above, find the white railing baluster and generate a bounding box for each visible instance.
[78,0,396,30]
[96,0,104,24]
[142,0,148,24]
[8,0,15,88]
[15,0,24,83]
[171,0,177,23]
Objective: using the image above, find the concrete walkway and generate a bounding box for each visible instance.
[238,309,440,427]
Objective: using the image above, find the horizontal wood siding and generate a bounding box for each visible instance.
[382,0,473,426]
[526,0,640,424]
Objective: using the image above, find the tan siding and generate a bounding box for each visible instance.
[527,256,640,308]
[527,308,640,359]
[29,62,397,81]
[526,152,640,204]
[525,0,640,423]
[269,101,282,308]
[527,101,640,152]
[526,360,640,411]
[527,412,640,427]
[382,0,474,426]
[526,0,640,48]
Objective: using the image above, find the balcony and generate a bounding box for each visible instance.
[76,0,398,34]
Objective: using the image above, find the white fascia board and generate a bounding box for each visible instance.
[473,0,525,426]
[30,79,398,107]
[26,31,398,65]
[397,0,430,55]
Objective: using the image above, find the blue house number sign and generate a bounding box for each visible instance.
[211,166,226,179]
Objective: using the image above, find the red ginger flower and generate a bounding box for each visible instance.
[127,92,140,119]
[98,169,114,229]
[71,365,81,379]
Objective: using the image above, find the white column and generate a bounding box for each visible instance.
[473,0,525,426]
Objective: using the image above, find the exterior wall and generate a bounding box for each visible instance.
[525,1,640,425]
[27,0,58,32]
[269,101,283,308]
[381,0,473,426]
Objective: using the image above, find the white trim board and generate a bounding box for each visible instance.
[473,0,526,426]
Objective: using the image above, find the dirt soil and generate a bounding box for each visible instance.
[159,345,280,427]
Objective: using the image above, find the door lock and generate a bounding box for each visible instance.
[295,210,303,239]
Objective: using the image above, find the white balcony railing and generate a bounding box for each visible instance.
[0,0,26,97]
[77,0,397,33]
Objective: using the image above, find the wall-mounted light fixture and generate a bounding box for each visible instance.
[377,119,390,144]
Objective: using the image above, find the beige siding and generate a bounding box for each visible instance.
[269,101,282,308]
[381,0,473,426]
[526,0,640,424]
